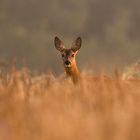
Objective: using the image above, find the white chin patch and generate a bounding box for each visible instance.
[65,64,71,68]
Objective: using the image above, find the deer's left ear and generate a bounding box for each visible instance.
[71,37,82,52]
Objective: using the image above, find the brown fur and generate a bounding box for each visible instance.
[54,36,82,84]
[65,60,81,83]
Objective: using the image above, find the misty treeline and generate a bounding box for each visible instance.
[0,0,140,73]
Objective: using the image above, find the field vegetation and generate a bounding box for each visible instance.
[0,0,140,139]
[0,66,140,140]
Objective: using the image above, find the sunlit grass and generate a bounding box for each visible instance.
[0,66,140,140]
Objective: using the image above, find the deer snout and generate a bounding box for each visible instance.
[65,60,71,66]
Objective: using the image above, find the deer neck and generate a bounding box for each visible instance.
[65,62,80,83]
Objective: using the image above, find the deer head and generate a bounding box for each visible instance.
[54,36,81,68]
[54,36,82,83]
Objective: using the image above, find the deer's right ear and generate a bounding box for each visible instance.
[54,36,65,52]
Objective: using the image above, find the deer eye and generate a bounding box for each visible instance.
[62,54,65,57]
[71,54,74,57]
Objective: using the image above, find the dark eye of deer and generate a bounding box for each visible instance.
[71,54,74,57]
[62,54,65,57]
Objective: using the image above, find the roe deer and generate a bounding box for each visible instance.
[54,36,82,84]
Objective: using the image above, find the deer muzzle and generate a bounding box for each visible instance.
[64,60,71,68]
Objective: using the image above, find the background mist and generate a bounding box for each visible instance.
[0,0,140,74]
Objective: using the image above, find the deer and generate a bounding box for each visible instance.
[54,36,82,84]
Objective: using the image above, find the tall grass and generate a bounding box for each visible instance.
[0,66,140,140]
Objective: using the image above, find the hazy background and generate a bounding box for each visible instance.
[0,0,140,74]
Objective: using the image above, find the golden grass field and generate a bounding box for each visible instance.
[0,66,140,140]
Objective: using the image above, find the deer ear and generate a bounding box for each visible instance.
[54,36,65,52]
[71,37,82,52]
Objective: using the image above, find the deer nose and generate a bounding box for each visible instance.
[65,61,71,65]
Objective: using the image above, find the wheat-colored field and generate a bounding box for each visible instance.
[0,66,140,140]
